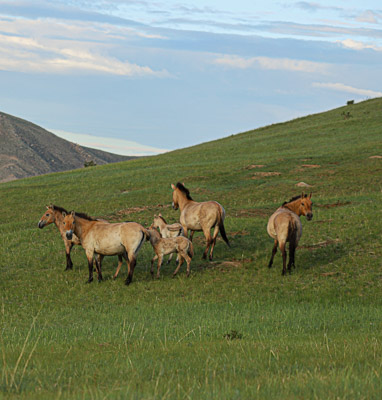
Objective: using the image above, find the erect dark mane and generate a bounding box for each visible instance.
[282,194,308,206]
[176,182,193,200]
[51,205,68,214]
[158,215,167,224]
[74,212,96,221]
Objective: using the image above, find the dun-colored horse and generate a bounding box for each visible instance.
[63,211,148,285]
[38,205,81,271]
[147,228,193,278]
[267,193,313,275]
[171,182,230,260]
[152,213,184,264]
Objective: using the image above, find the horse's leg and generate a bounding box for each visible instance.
[184,254,192,277]
[288,242,296,272]
[209,225,220,261]
[125,255,136,286]
[172,254,184,277]
[64,240,73,271]
[268,240,278,268]
[189,230,194,242]
[151,255,158,277]
[94,254,103,282]
[167,253,173,264]
[85,250,94,283]
[279,242,287,276]
[202,227,212,259]
[113,255,124,279]
[156,255,163,279]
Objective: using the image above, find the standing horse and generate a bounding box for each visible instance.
[38,205,81,271]
[62,211,148,285]
[267,193,313,275]
[171,182,230,260]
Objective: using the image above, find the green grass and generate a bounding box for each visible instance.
[1,98,382,399]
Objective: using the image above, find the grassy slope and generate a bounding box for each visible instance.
[0,98,381,399]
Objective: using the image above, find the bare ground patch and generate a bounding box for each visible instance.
[244,164,265,170]
[102,204,171,221]
[298,238,341,250]
[251,172,281,179]
[316,201,351,209]
[232,208,271,218]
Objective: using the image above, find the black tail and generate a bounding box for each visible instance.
[219,220,230,247]
[288,221,297,250]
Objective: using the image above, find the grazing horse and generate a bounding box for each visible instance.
[267,193,313,275]
[62,211,148,285]
[171,182,230,260]
[38,205,81,271]
[152,213,184,264]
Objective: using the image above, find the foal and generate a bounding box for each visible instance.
[152,213,184,264]
[267,193,313,275]
[148,228,194,278]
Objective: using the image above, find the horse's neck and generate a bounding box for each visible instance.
[156,219,166,230]
[179,197,194,211]
[74,217,91,239]
[54,212,64,231]
[283,202,301,216]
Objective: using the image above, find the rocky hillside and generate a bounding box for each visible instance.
[0,112,133,182]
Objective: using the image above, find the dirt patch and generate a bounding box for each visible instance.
[296,182,312,187]
[245,164,265,169]
[211,258,252,270]
[301,164,321,168]
[233,208,271,218]
[316,201,351,209]
[104,203,171,220]
[313,219,334,224]
[251,172,281,179]
[298,239,341,250]
[369,155,382,159]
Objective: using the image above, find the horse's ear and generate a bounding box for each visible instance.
[171,183,176,190]
[182,182,185,186]
[159,213,162,217]
[62,211,66,217]
[71,211,75,216]
[308,193,312,199]
[301,192,305,198]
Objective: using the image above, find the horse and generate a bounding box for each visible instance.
[147,228,193,278]
[38,204,81,271]
[171,182,230,260]
[38,204,121,272]
[152,213,184,264]
[62,211,149,285]
[267,193,313,275]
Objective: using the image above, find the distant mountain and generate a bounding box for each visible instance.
[0,112,134,182]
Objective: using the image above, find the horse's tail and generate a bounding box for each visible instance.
[143,228,150,241]
[188,241,194,258]
[218,206,230,247]
[288,220,297,250]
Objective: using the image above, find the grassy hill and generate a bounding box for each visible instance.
[0,98,381,399]
[0,112,132,183]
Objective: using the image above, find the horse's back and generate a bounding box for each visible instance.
[267,208,302,242]
[182,200,223,230]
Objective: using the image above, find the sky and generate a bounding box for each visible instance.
[0,1,381,155]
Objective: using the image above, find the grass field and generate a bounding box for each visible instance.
[1,98,382,399]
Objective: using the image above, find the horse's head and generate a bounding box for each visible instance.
[62,211,76,240]
[38,205,56,228]
[298,193,313,220]
[171,184,180,210]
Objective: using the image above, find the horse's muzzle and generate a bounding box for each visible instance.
[66,230,73,240]
[172,202,178,210]
[306,213,313,221]
[38,220,45,229]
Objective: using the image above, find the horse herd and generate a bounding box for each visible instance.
[38,182,313,285]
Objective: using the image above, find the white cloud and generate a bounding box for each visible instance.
[313,82,382,97]
[339,38,382,52]
[214,55,329,74]
[51,130,169,156]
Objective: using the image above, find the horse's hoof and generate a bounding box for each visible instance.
[125,279,131,286]
[268,263,273,269]
[202,254,207,260]
[86,278,93,284]
[65,266,73,271]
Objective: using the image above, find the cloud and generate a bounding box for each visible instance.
[51,130,169,156]
[356,10,381,24]
[339,38,382,52]
[313,82,382,98]
[214,55,329,74]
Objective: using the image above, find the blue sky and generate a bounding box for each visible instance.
[0,1,381,155]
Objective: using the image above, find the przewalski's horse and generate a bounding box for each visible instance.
[267,193,313,275]
[147,228,194,278]
[38,205,81,271]
[152,213,184,264]
[171,182,230,260]
[62,211,149,285]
